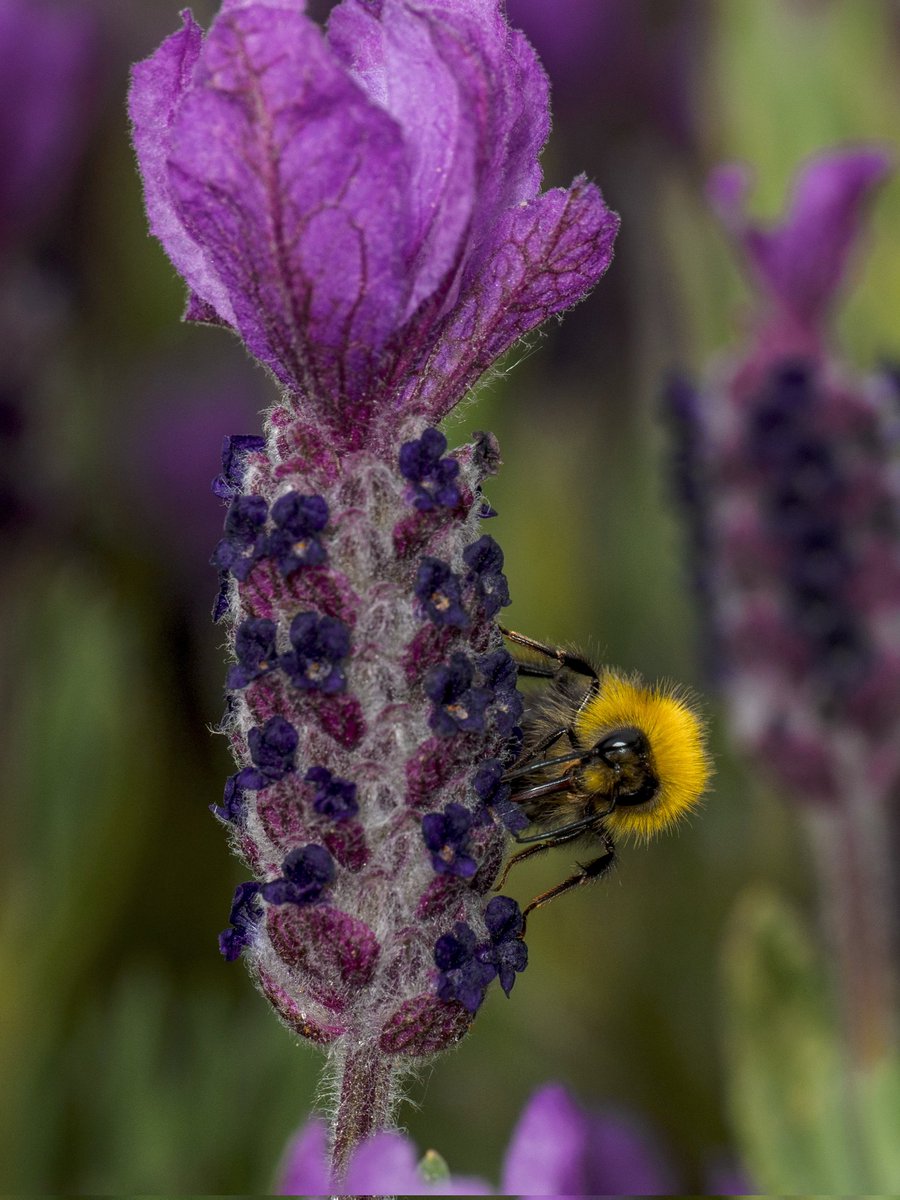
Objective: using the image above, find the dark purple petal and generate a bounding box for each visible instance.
[247,715,298,782]
[305,765,359,821]
[218,880,263,960]
[262,843,336,906]
[484,894,524,942]
[422,803,478,877]
[415,558,469,628]
[434,922,477,971]
[708,148,892,327]
[283,611,351,692]
[211,773,245,824]
[227,617,279,688]
[399,428,461,510]
[212,434,266,498]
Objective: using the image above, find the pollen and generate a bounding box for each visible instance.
[576,671,711,842]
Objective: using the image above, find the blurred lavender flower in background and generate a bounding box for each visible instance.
[129,0,618,1177]
[665,146,898,1066]
[277,1082,676,1196]
[0,0,97,535]
[507,0,700,147]
[0,0,96,254]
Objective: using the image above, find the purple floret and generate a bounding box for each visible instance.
[424,652,493,737]
[473,758,529,833]
[415,558,469,628]
[267,492,329,576]
[211,494,268,582]
[399,428,461,510]
[236,716,299,791]
[305,765,359,822]
[422,802,478,878]
[434,922,497,1013]
[281,612,351,694]
[261,844,335,906]
[226,617,279,689]
[479,649,525,736]
[211,772,246,824]
[463,535,511,616]
[218,880,262,960]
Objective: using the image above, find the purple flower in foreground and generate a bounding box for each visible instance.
[277,1083,677,1195]
[130,0,618,1178]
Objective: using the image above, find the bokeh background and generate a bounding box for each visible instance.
[3,0,899,1192]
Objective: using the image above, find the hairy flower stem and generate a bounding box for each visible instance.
[809,761,898,1071]
[331,1045,400,1182]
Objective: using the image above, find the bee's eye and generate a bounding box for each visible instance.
[597,726,648,765]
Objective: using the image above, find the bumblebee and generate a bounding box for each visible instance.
[497,626,711,923]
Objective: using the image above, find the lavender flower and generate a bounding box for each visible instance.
[666,146,898,1066]
[0,0,96,252]
[130,0,618,1176]
[277,1083,677,1195]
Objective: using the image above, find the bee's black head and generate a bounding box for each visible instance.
[595,726,657,807]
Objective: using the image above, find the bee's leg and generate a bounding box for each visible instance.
[521,841,617,930]
[494,820,592,889]
[493,840,555,892]
[515,724,571,760]
[500,626,599,687]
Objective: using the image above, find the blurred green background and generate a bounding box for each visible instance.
[3,0,899,1192]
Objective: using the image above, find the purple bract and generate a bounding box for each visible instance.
[129,0,618,455]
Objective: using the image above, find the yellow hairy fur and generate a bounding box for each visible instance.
[576,671,711,841]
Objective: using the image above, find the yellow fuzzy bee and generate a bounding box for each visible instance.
[497,626,711,923]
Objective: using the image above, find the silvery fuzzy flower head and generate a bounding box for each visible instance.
[666,147,900,807]
[129,0,618,1165]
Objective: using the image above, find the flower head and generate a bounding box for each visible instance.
[0,0,97,251]
[667,147,900,807]
[130,0,618,1174]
